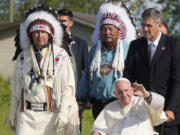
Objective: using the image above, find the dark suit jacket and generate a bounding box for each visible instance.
[70,35,88,88]
[124,34,180,125]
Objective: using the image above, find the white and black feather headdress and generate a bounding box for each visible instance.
[19,5,63,50]
[92,2,137,44]
[90,2,138,80]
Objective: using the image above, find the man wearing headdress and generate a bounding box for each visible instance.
[7,5,79,135]
[76,3,137,119]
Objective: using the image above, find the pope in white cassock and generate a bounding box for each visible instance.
[91,78,168,135]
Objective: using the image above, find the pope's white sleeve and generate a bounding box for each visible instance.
[148,92,168,126]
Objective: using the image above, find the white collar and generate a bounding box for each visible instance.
[148,32,162,47]
[109,96,148,120]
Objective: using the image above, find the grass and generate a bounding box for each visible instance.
[0,76,94,135]
[0,76,15,135]
[81,109,94,135]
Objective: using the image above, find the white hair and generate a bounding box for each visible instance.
[114,77,131,86]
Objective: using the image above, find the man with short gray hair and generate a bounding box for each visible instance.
[124,8,180,135]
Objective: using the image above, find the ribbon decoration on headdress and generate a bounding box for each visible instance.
[19,5,63,50]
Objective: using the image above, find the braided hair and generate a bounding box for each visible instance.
[12,29,22,61]
[61,23,73,57]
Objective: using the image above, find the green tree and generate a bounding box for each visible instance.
[0,0,9,25]
[125,0,180,37]
[38,0,60,8]
[1,0,179,37]
[38,0,104,14]
[11,0,105,24]
[13,0,103,22]
[161,0,180,35]
[15,0,37,21]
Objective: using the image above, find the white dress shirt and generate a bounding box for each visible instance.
[147,32,162,60]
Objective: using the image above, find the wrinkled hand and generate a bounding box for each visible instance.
[132,83,150,98]
[165,110,175,122]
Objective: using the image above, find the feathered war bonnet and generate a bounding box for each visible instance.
[19,5,63,50]
[92,2,136,44]
[90,2,137,81]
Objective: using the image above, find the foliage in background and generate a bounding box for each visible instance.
[0,0,9,25]
[0,0,179,36]
[14,0,104,21]
[0,0,104,25]
[125,0,180,37]
[81,110,94,135]
[38,0,104,14]
[15,0,38,20]
[0,76,14,135]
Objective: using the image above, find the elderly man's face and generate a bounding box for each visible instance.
[114,80,134,107]
[32,31,49,49]
[100,24,119,45]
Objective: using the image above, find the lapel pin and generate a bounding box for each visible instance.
[161,47,165,50]
[72,41,75,44]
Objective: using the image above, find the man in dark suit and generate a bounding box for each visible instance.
[58,8,88,88]
[58,8,88,132]
[124,8,180,135]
